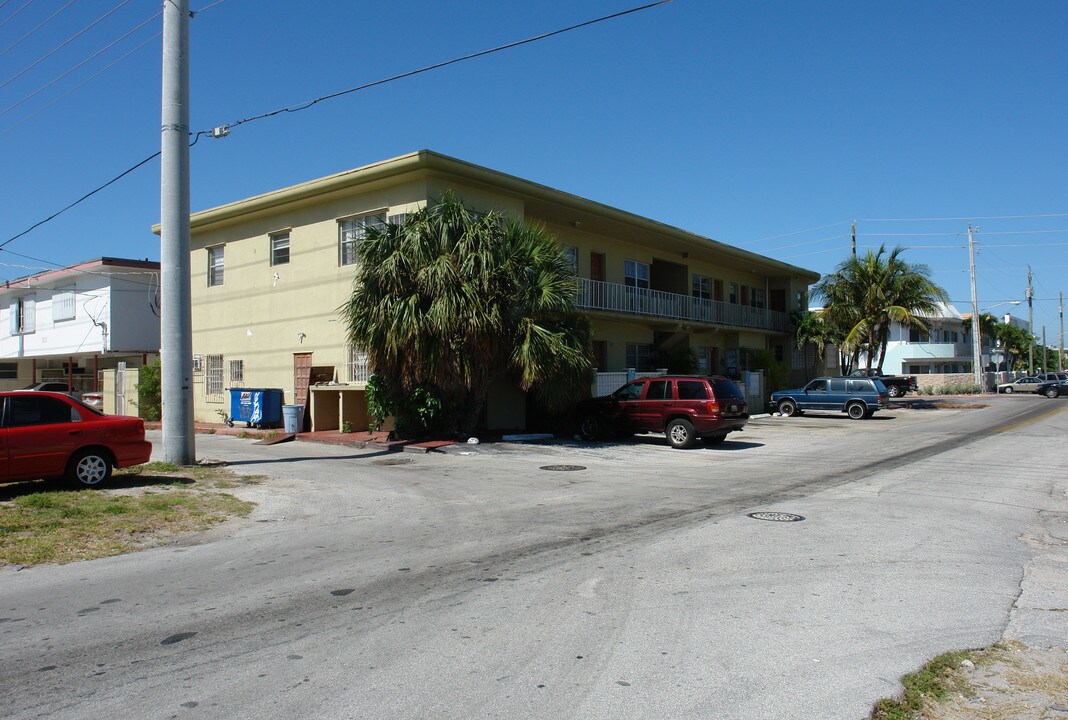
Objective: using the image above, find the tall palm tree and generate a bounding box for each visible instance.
[814,246,949,374]
[340,192,591,434]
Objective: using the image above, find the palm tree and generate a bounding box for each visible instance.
[791,309,829,378]
[340,192,592,435]
[814,246,949,374]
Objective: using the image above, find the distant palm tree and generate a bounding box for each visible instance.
[814,246,949,374]
[340,192,591,434]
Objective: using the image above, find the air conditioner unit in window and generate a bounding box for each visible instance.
[193,354,204,372]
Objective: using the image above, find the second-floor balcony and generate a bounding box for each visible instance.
[575,278,787,333]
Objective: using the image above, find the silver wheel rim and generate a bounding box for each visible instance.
[77,456,107,485]
[669,424,688,444]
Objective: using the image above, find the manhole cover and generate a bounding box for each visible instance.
[747,511,805,522]
[539,464,587,472]
[370,458,413,466]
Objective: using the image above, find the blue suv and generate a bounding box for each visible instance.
[771,376,889,420]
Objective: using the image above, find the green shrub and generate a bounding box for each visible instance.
[135,360,162,421]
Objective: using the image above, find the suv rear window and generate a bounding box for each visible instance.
[709,378,743,400]
[677,380,709,400]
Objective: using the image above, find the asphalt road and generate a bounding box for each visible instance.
[2,396,1066,719]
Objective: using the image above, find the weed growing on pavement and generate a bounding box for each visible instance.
[871,650,972,719]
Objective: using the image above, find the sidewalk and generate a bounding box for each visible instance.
[143,421,457,454]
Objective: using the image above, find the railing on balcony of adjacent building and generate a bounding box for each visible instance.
[574,278,787,332]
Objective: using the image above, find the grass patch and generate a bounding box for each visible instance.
[871,650,973,719]
[0,464,258,567]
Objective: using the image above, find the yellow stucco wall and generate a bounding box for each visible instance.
[183,153,818,428]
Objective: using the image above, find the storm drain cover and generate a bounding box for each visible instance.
[539,464,587,472]
[747,511,805,523]
[370,458,413,466]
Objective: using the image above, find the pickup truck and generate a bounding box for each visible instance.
[845,369,918,398]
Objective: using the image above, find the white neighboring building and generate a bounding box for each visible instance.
[855,302,972,375]
[0,257,161,391]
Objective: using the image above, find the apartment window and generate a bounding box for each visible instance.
[562,246,578,274]
[9,296,35,334]
[909,327,929,343]
[207,246,224,286]
[206,354,224,400]
[728,283,738,304]
[752,288,766,309]
[625,343,652,371]
[0,362,17,378]
[624,260,650,289]
[387,213,408,226]
[52,287,76,322]
[346,345,370,383]
[229,359,244,386]
[270,231,290,266]
[692,275,712,300]
[339,211,387,266]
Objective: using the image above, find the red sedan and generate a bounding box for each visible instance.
[0,391,152,487]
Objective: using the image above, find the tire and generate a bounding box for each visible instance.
[846,402,867,420]
[777,399,798,417]
[665,418,697,449]
[1002,386,1013,394]
[887,385,903,398]
[66,448,112,487]
[1045,387,1059,399]
[577,415,602,442]
[702,434,727,446]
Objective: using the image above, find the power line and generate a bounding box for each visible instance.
[2,1,673,249]
[0,0,35,30]
[0,31,161,137]
[736,220,850,247]
[0,0,131,92]
[859,212,1068,222]
[0,8,160,120]
[0,248,162,291]
[0,0,77,58]
[214,0,673,135]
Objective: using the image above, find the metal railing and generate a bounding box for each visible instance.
[575,278,787,332]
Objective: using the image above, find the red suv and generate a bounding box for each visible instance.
[575,375,749,448]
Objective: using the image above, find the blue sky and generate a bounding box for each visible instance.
[2,1,1066,340]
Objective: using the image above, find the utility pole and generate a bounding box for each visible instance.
[1060,291,1064,372]
[851,221,856,259]
[160,0,195,464]
[968,225,982,389]
[1042,326,1047,371]
[1026,265,1034,376]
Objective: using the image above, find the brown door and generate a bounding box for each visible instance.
[590,252,605,282]
[591,340,607,372]
[293,353,312,422]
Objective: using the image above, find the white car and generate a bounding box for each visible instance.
[997,377,1044,394]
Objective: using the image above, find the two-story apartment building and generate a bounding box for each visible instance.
[0,257,161,393]
[877,302,973,375]
[174,151,819,431]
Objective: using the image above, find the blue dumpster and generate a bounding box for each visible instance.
[228,388,284,428]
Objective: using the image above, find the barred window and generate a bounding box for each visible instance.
[339,212,386,266]
[347,345,370,383]
[206,354,224,400]
[229,359,244,386]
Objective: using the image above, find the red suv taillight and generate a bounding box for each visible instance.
[705,399,720,415]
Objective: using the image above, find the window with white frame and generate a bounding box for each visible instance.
[339,211,387,266]
[229,359,244,386]
[207,246,224,286]
[346,345,371,383]
[9,296,35,334]
[624,260,650,289]
[728,283,739,304]
[206,354,224,400]
[52,287,76,321]
[625,343,652,371]
[752,288,766,309]
[270,231,290,266]
[692,274,712,299]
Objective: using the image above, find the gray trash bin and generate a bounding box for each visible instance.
[282,404,303,433]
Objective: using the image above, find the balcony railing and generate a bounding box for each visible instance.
[575,278,787,332]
